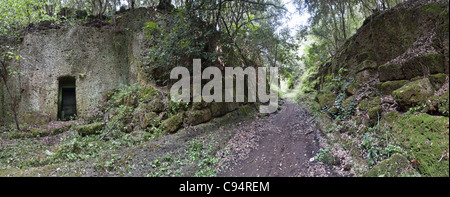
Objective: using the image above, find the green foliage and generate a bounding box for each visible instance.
[360,133,378,166]
[314,148,335,165]
[187,138,219,177]
[0,0,60,38]
[167,100,189,116]
[320,68,357,121]
[143,9,219,85]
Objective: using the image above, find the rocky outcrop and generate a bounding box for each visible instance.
[0,8,161,125]
[392,78,435,111]
[161,113,184,133]
[311,1,449,177]
[77,122,104,136]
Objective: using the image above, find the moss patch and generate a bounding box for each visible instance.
[161,113,184,133]
[356,51,376,63]
[77,122,104,136]
[390,113,449,177]
[376,80,409,95]
[184,109,212,126]
[358,98,370,112]
[316,92,336,108]
[355,60,378,73]
[210,102,239,117]
[238,105,255,116]
[421,3,447,15]
[428,73,447,90]
[134,111,159,129]
[138,86,160,102]
[345,81,360,96]
[392,78,435,111]
[363,154,419,177]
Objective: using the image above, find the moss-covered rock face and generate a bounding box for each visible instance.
[77,122,104,136]
[355,60,378,73]
[138,86,160,102]
[210,102,239,117]
[428,73,447,90]
[358,98,370,112]
[378,64,404,82]
[192,99,211,110]
[376,80,409,95]
[356,51,376,64]
[355,69,377,83]
[345,82,360,96]
[316,92,336,108]
[389,113,449,177]
[308,2,449,177]
[392,78,435,111]
[184,109,212,126]
[363,154,418,177]
[402,54,445,80]
[161,113,184,133]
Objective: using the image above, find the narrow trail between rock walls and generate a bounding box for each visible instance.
[217,99,337,177]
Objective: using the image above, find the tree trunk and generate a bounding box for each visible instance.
[0,61,20,131]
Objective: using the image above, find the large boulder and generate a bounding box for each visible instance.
[210,102,239,117]
[316,92,336,108]
[428,73,447,90]
[161,113,184,133]
[184,109,212,126]
[392,78,435,111]
[402,54,445,80]
[345,81,360,96]
[375,80,409,95]
[77,122,104,136]
[378,64,405,82]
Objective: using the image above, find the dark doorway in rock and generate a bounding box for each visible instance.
[58,76,77,121]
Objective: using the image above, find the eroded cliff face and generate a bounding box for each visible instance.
[319,1,448,84]
[1,8,158,124]
[19,26,129,120]
[312,1,449,177]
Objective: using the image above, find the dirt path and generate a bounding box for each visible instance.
[217,99,336,177]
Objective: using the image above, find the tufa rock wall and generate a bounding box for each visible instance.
[0,8,158,125]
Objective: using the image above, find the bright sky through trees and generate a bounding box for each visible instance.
[279,0,310,36]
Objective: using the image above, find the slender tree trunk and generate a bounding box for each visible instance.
[0,61,20,131]
[341,10,347,40]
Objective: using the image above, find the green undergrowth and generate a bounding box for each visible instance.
[0,83,255,177]
[295,62,449,177]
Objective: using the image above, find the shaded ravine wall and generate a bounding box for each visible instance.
[1,8,155,125]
